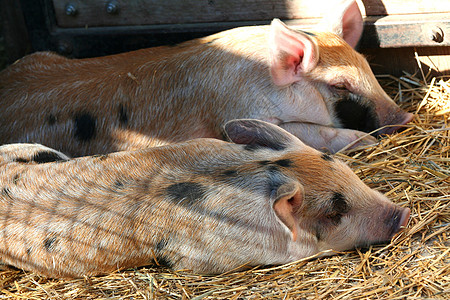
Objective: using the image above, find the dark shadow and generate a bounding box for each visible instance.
[10,0,294,59]
[358,0,389,49]
[0,0,31,67]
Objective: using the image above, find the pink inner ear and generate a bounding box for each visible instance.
[273,185,303,242]
[289,191,303,212]
[270,19,318,86]
[286,55,300,74]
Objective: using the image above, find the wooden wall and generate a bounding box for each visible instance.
[50,0,450,27]
[1,0,449,75]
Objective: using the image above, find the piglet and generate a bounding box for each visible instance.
[0,0,412,156]
[0,119,409,277]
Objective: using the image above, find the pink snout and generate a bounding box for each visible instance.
[386,206,411,240]
[377,112,414,135]
[362,206,410,246]
[397,207,411,233]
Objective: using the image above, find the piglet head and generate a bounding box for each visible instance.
[224,119,410,256]
[295,157,411,252]
[268,0,413,136]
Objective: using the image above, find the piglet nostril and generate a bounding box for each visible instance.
[391,207,410,237]
[386,207,410,239]
[377,112,414,135]
[398,207,410,231]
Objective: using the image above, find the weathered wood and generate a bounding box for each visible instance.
[52,0,323,28]
[359,13,450,48]
[52,0,450,28]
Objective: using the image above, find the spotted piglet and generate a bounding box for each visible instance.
[0,119,409,278]
[0,1,412,156]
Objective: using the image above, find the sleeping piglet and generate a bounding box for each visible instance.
[0,0,412,156]
[0,119,409,277]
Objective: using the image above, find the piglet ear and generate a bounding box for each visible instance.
[269,18,319,86]
[316,0,364,48]
[223,119,302,151]
[273,181,303,242]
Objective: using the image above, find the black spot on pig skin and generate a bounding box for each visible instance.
[118,104,128,125]
[155,255,173,268]
[274,159,293,168]
[156,239,167,251]
[32,151,67,163]
[266,167,287,199]
[267,165,280,173]
[334,96,378,134]
[13,174,20,184]
[74,113,96,141]
[114,180,124,189]
[221,169,238,177]
[47,114,57,125]
[26,248,32,256]
[331,192,349,214]
[14,158,29,163]
[2,187,12,199]
[321,153,334,162]
[166,182,206,207]
[43,237,58,252]
[326,192,350,224]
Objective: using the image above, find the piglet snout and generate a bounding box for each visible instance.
[361,205,410,247]
[398,207,411,232]
[386,206,410,239]
[377,111,414,135]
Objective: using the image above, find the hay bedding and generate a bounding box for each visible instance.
[0,74,449,300]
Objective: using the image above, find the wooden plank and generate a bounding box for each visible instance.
[52,0,450,28]
[359,13,450,48]
[52,0,322,28]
